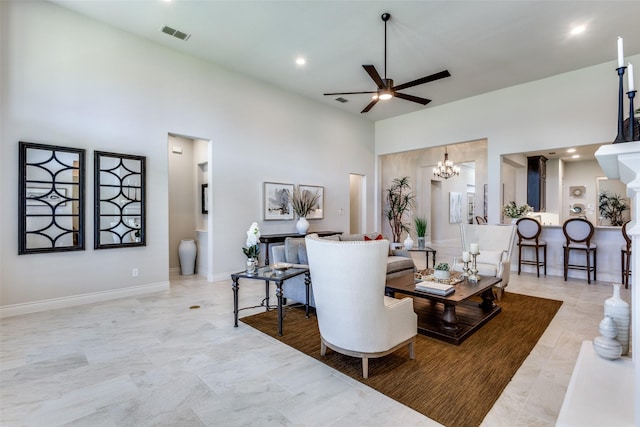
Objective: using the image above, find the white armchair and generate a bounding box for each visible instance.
[452,224,517,300]
[305,234,417,378]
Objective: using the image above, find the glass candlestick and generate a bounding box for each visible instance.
[468,252,480,282]
[462,260,470,277]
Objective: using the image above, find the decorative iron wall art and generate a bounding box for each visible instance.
[94,151,146,249]
[18,141,85,254]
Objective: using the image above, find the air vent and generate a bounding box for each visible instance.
[160,25,191,41]
[335,97,349,103]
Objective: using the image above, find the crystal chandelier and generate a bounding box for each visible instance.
[433,147,460,179]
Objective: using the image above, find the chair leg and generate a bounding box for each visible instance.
[593,248,597,282]
[563,247,568,281]
[543,245,547,275]
[320,339,327,356]
[621,249,625,284]
[535,245,540,278]
[586,248,591,284]
[518,244,522,275]
[624,251,631,289]
[362,357,369,379]
[408,337,416,360]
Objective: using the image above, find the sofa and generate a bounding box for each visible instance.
[270,233,416,307]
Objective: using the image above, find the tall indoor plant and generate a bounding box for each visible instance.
[598,191,629,226]
[385,176,415,245]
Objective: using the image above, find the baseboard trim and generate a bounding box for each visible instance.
[0,281,170,318]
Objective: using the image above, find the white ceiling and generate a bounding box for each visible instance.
[50,0,640,122]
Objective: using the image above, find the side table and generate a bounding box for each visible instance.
[408,246,437,269]
[231,266,310,336]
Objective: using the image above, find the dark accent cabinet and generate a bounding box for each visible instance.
[527,155,547,212]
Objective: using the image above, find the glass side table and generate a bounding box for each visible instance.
[230,266,310,336]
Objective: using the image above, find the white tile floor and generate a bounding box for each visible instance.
[0,243,631,426]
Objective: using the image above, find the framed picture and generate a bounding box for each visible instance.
[299,185,324,219]
[569,185,585,198]
[201,184,208,214]
[449,192,463,224]
[263,182,294,220]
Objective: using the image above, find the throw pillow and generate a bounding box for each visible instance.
[476,250,505,265]
[364,234,383,241]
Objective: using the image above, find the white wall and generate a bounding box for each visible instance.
[562,160,605,224]
[0,1,374,311]
[375,52,640,228]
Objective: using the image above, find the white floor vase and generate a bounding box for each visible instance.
[604,283,630,355]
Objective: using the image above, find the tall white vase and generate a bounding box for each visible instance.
[404,235,414,250]
[178,239,197,275]
[296,217,309,234]
[604,283,630,355]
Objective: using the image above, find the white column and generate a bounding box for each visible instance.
[595,140,640,424]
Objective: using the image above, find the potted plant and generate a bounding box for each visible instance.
[414,217,427,250]
[434,262,450,281]
[598,191,629,226]
[292,186,321,234]
[385,176,416,246]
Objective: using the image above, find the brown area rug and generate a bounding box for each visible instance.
[241,292,562,427]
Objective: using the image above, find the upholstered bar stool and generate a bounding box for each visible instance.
[563,218,597,284]
[516,217,547,277]
[621,220,632,288]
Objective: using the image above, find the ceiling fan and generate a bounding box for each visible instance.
[324,12,451,113]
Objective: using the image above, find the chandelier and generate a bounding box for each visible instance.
[433,147,460,179]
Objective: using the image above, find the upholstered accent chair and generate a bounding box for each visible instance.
[304,234,417,379]
[516,217,547,277]
[621,220,632,288]
[452,224,517,300]
[562,218,597,284]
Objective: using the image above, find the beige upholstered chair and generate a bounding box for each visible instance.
[305,234,417,379]
[516,217,547,277]
[621,220,632,288]
[563,218,597,284]
[452,224,517,300]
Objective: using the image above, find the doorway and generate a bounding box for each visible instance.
[167,134,213,279]
[349,174,366,234]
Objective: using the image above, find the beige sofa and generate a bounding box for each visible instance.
[270,233,416,307]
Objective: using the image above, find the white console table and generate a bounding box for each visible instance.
[556,341,634,426]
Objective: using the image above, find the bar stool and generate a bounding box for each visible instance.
[516,217,547,277]
[563,218,597,284]
[621,220,632,288]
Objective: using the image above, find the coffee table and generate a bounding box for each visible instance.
[385,275,502,345]
[231,266,310,336]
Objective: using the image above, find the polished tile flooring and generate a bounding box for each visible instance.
[1,243,631,426]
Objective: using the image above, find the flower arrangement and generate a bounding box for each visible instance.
[502,201,533,218]
[291,186,320,218]
[242,222,261,259]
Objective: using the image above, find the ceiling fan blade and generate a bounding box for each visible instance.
[392,70,451,91]
[363,65,386,89]
[361,98,379,113]
[323,91,377,96]
[394,92,432,105]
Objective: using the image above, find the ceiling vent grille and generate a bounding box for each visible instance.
[160,25,191,41]
[335,97,349,103]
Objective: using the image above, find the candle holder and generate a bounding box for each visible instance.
[614,66,627,143]
[628,90,638,142]
[468,252,480,282]
[462,260,470,278]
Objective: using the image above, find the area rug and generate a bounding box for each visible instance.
[241,292,562,427]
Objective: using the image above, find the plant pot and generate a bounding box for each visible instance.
[417,237,425,250]
[434,270,450,281]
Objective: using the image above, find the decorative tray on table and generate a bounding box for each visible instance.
[415,270,464,285]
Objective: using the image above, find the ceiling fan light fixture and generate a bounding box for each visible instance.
[379,91,393,100]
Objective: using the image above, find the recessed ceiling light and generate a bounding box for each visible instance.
[572,154,580,159]
[570,25,586,35]
[295,57,306,66]
[567,148,577,153]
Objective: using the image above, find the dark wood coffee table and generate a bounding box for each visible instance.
[385,275,502,345]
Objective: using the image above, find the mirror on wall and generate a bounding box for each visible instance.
[19,141,85,254]
[94,151,146,249]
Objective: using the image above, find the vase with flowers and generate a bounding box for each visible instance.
[291,186,321,234]
[502,201,533,223]
[242,222,261,274]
